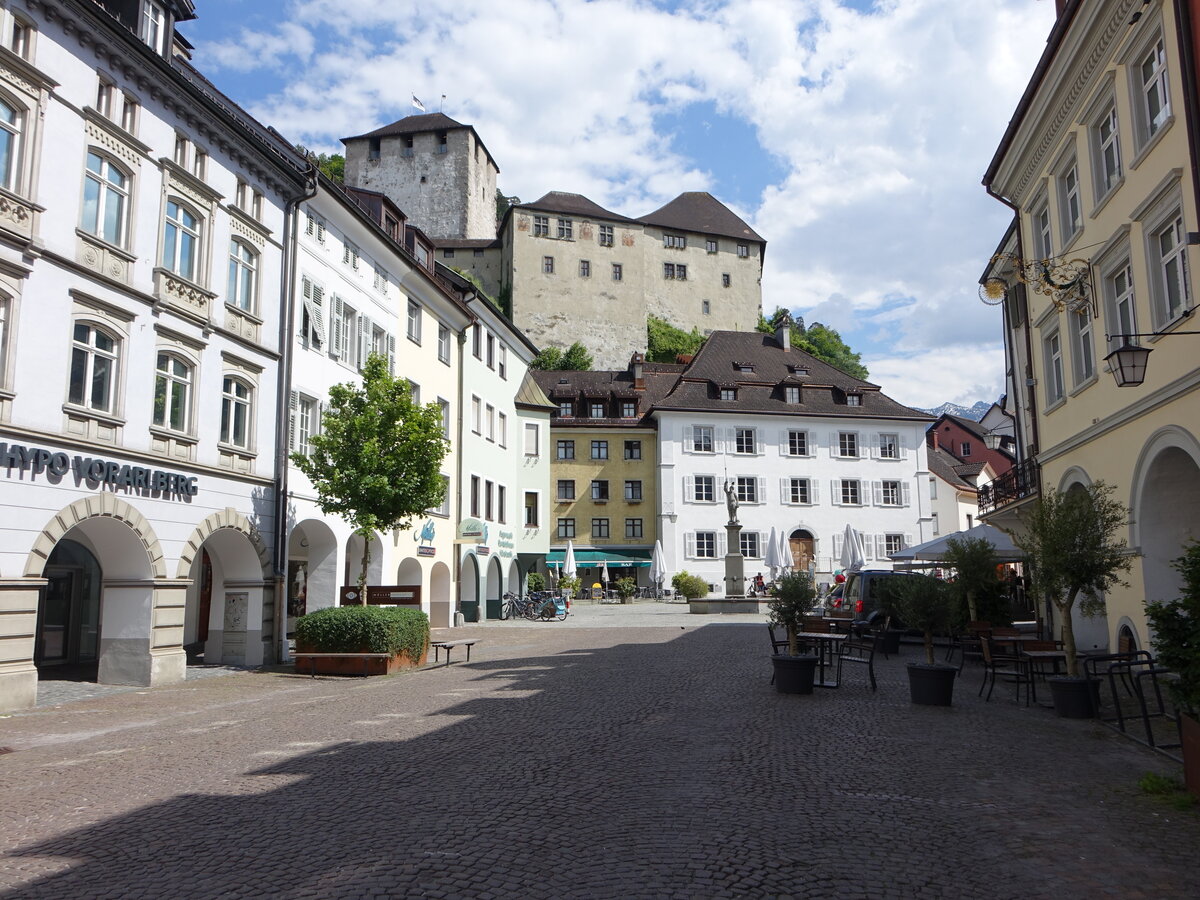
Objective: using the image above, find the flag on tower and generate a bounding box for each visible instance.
[411,95,425,112]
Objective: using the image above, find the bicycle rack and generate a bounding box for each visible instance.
[1086,651,1182,763]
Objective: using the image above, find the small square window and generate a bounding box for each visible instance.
[722,273,731,288]
[543,256,555,274]
[624,440,641,460]
[702,300,711,315]
[579,260,590,278]
[612,263,623,281]
[558,518,576,539]
[737,244,749,258]
[705,239,718,254]
[599,225,614,247]
[557,439,575,459]
[591,480,609,501]
[591,440,608,460]
[592,518,610,538]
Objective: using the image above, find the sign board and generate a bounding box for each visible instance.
[340,585,422,606]
[456,517,488,543]
[1,441,198,497]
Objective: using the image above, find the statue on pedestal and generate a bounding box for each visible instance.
[724,479,739,524]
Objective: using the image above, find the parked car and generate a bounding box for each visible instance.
[842,569,919,628]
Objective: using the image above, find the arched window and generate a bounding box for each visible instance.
[153,352,192,432]
[227,240,257,311]
[0,98,21,191]
[81,151,129,246]
[162,199,201,281]
[69,322,119,413]
[220,376,252,449]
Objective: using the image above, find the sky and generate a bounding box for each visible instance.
[181,0,1058,410]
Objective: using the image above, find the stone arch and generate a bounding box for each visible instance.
[1056,466,1092,492]
[1129,425,1200,549]
[176,507,272,580]
[25,493,165,578]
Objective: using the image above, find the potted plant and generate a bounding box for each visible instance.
[558,575,580,599]
[942,535,1001,624]
[615,576,638,605]
[888,574,958,705]
[1014,482,1134,718]
[766,571,820,694]
[1145,540,1200,799]
[294,605,430,675]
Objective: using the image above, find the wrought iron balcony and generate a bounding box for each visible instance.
[979,459,1040,515]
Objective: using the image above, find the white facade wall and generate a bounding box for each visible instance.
[656,413,932,594]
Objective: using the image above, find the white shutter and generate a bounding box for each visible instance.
[755,476,766,503]
[305,213,314,236]
[358,315,371,369]
[716,532,727,557]
[779,430,789,455]
[683,475,694,502]
[387,334,397,375]
[832,533,843,558]
[311,283,325,347]
[899,434,909,460]
[810,479,819,504]
[780,477,790,504]
[685,533,696,559]
[316,220,326,243]
[903,533,913,549]
[864,534,875,561]
[288,390,298,451]
[683,425,694,453]
[901,482,911,507]
[831,479,841,505]
[329,294,343,358]
[872,481,884,506]
[830,431,840,457]
[317,400,324,436]
[870,434,880,459]
[756,431,765,455]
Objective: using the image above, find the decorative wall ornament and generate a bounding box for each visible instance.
[981,253,1094,316]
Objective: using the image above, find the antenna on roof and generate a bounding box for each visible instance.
[440,94,446,113]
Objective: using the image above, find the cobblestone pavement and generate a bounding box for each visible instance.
[1,612,1197,899]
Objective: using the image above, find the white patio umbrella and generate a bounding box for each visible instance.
[650,539,667,597]
[840,524,865,572]
[563,540,578,579]
[888,524,1025,563]
[599,559,610,587]
[777,529,793,573]
[764,526,780,579]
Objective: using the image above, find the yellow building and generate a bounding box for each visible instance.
[533,356,683,591]
[981,0,1200,653]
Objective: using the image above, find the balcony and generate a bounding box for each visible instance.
[979,459,1040,515]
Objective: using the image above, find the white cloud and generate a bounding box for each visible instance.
[192,0,1055,405]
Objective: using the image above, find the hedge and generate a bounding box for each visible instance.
[295,605,429,661]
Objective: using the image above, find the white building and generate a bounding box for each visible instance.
[283,179,473,641]
[443,266,552,621]
[654,324,933,594]
[0,0,310,711]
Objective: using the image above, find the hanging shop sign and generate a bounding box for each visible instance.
[0,442,199,497]
[456,517,488,543]
[496,530,515,560]
[415,519,437,557]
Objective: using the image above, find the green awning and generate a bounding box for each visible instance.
[544,549,652,568]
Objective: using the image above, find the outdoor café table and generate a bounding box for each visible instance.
[795,631,848,688]
[1021,648,1068,703]
[990,634,1041,652]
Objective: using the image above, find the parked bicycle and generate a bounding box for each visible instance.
[500,591,538,621]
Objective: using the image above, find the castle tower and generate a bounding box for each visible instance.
[342,113,499,240]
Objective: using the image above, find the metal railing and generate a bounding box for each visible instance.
[979,459,1040,514]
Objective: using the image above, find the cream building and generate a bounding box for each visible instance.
[981,0,1200,653]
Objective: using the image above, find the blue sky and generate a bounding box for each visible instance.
[181,0,1057,409]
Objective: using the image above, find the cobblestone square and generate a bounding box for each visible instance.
[1,607,1197,898]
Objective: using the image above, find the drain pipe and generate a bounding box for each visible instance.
[272,163,318,663]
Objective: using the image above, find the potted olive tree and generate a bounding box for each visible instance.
[889,574,958,706]
[615,577,638,605]
[767,571,820,694]
[1014,482,1133,718]
[1145,541,1200,799]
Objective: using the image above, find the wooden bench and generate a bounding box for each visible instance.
[293,652,393,678]
[430,639,479,666]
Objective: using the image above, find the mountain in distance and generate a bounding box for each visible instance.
[917,400,992,421]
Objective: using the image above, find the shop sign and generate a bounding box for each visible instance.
[456,517,488,543]
[496,529,515,559]
[476,546,491,557]
[415,519,436,556]
[0,441,198,497]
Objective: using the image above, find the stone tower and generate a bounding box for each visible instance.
[342,113,499,240]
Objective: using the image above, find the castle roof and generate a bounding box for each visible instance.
[342,113,498,171]
[638,192,764,244]
[518,191,637,224]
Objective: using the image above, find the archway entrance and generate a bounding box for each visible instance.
[789,529,815,574]
[1139,446,1200,613]
[36,539,102,678]
[486,556,504,619]
[184,526,272,666]
[430,562,451,628]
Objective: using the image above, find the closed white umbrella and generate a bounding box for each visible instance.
[764,526,780,579]
[650,540,667,597]
[564,540,578,578]
[599,559,609,586]
[777,530,793,573]
[840,524,865,572]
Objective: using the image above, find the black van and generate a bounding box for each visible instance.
[842,569,918,627]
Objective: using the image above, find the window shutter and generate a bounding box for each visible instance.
[779,430,789,455]
[358,315,371,369]
[832,533,843,558]
[876,534,887,558]
[863,534,875,561]
[305,213,314,236]
[780,477,790,504]
[317,400,324,435]
[899,434,909,459]
[683,425,694,452]
[901,482,911,507]
[685,533,696,559]
[316,220,325,243]
[716,532,727,557]
[810,480,819,504]
[830,431,839,456]
[872,481,883,506]
[903,533,913,549]
[870,434,880,459]
[311,283,325,346]
[683,475,694,501]
[756,431,764,455]
[387,334,397,375]
[756,476,766,502]
[288,390,298,451]
[328,295,343,357]
[831,479,841,505]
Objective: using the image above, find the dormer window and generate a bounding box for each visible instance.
[621,401,637,418]
[734,363,754,373]
[141,2,168,55]
[589,402,605,418]
[557,400,574,418]
[788,365,809,376]
[847,392,863,406]
[784,386,801,404]
[720,387,737,401]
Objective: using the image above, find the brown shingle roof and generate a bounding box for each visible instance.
[517,191,637,223]
[532,364,681,426]
[929,447,977,492]
[638,192,765,243]
[342,113,498,171]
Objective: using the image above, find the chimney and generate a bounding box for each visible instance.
[631,352,645,391]
[774,309,794,351]
[929,430,939,451]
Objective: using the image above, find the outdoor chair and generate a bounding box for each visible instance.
[950,625,990,674]
[979,638,1033,705]
[768,625,790,685]
[837,628,879,691]
[801,617,831,634]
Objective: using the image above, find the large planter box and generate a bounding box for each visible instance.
[907,663,956,706]
[295,645,428,676]
[1048,676,1100,719]
[772,654,818,694]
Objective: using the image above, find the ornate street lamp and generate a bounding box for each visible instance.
[1103,341,1153,387]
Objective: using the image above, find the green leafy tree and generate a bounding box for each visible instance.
[295,145,344,183]
[615,577,638,601]
[888,575,957,665]
[943,536,1000,622]
[526,572,546,593]
[647,316,705,363]
[672,571,709,600]
[756,306,869,379]
[1145,541,1200,718]
[496,190,519,226]
[291,354,449,598]
[1014,482,1134,676]
[767,571,819,656]
[530,341,592,371]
